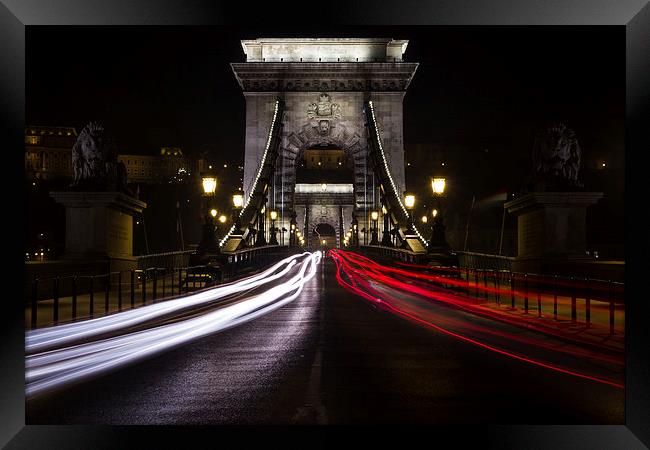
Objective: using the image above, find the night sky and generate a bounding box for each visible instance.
[26,26,625,255]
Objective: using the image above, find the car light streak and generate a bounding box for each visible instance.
[330,250,623,390]
[27,252,310,353]
[26,251,321,398]
[339,251,619,335]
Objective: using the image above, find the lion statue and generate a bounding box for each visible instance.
[70,122,130,194]
[531,122,582,190]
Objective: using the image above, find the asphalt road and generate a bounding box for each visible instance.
[26,256,624,424]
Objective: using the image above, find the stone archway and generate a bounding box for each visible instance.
[313,223,337,249]
[276,100,372,235]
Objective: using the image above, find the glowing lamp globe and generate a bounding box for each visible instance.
[233,192,244,208]
[404,193,415,209]
[431,178,446,195]
[202,176,217,195]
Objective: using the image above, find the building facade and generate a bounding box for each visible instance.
[25,128,206,184]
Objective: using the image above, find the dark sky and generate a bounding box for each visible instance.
[26,26,625,254]
[26,25,624,198]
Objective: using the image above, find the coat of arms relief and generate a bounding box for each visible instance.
[307,93,341,136]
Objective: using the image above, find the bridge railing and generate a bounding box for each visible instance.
[136,250,195,273]
[455,251,514,271]
[402,263,624,336]
[26,245,292,330]
[359,245,430,264]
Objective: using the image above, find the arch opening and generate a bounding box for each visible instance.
[313,223,337,249]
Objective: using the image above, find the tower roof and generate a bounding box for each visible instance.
[240,38,409,62]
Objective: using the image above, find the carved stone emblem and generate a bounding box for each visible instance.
[307,92,341,136]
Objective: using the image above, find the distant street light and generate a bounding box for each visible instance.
[197,171,219,255]
[202,175,217,196]
[218,215,227,224]
[431,177,446,195]
[429,177,450,254]
[269,209,279,245]
[404,192,415,234]
[370,210,379,245]
[232,192,244,209]
[232,190,244,235]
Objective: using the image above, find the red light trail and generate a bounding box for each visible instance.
[330,250,624,390]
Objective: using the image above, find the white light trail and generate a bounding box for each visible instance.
[26,251,321,398]
[26,252,307,353]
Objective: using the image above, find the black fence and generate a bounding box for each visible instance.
[27,245,293,330]
[416,265,624,334]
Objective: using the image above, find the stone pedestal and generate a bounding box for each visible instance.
[504,192,602,274]
[50,191,147,272]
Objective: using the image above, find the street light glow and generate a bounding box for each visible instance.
[202,177,217,195]
[210,209,217,218]
[421,215,428,223]
[432,209,438,218]
[404,193,415,209]
[431,178,446,195]
[232,193,244,208]
[371,211,379,221]
[270,210,277,221]
[218,215,227,223]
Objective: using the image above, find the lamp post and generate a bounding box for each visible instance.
[289,213,297,247]
[351,216,359,247]
[404,191,416,234]
[232,190,244,236]
[255,202,267,246]
[381,203,392,247]
[370,210,379,245]
[197,172,219,254]
[269,209,279,245]
[429,177,450,253]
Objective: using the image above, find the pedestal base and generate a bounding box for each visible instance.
[505,191,602,275]
[51,191,147,262]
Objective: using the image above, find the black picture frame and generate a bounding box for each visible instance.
[1,1,648,447]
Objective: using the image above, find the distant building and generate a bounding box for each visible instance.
[25,126,78,180]
[25,127,206,184]
[119,148,206,184]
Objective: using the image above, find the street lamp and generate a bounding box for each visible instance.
[381,203,392,247]
[197,171,219,255]
[370,210,379,245]
[255,202,267,246]
[431,177,446,195]
[269,209,279,245]
[351,216,359,247]
[202,175,217,196]
[232,190,244,235]
[404,191,415,234]
[429,177,450,254]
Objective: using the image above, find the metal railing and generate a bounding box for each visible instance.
[407,264,624,336]
[360,245,429,264]
[136,250,195,272]
[27,245,291,330]
[456,251,514,271]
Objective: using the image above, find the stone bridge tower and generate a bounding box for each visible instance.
[231,38,418,248]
